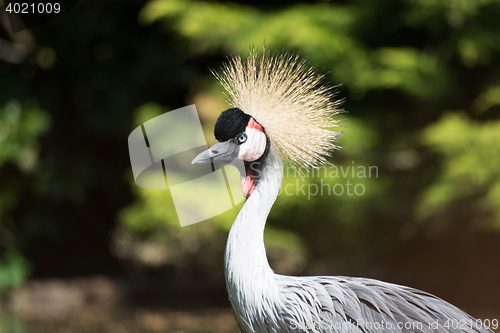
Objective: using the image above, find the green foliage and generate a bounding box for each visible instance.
[139,0,450,99]
[0,100,48,294]
[0,99,50,220]
[0,250,31,296]
[0,100,50,172]
[419,112,500,226]
[473,83,500,114]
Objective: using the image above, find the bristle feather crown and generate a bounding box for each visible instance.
[213,48,341,170]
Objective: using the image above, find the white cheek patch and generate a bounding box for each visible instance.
[238,118,266,161]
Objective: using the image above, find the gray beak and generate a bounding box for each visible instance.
[192,141,239,164]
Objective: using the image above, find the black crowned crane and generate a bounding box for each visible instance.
[192,50,492,333]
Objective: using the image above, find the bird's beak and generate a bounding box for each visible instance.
[192,141,239,164]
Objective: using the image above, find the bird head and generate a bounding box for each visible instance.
[192,107,269,198]
[192,107,269,164]
[193,48,342,198]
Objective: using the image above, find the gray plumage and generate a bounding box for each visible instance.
[218,146,492,333]
[192,50,493,333]
[276,275,488,333]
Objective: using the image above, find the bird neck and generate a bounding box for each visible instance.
[224,146,283,309]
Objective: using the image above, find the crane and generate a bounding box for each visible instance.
[192,49,493,333]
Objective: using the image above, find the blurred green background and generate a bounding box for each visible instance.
[1,0,500,332]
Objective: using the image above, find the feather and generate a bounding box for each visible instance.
[213,47,342,170]
[214,49,491,333]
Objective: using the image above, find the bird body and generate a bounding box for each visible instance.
[192,49,493,333]
[222,144,491,333]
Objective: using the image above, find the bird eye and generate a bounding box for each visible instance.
[236,133,247,144]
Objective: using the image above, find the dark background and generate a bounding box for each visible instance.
[1,0,499,331]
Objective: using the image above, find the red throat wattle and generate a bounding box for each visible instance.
[241,168,256,198]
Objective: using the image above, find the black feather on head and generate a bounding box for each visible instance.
[214,108,251,142]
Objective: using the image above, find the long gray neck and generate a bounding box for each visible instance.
[224,146,283,325]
